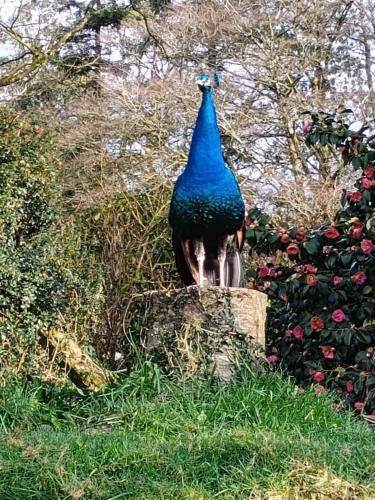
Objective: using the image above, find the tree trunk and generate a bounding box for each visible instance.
[39,327,112,391]
[126,286,267,381]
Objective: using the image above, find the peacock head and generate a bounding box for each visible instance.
[196,74,211,93]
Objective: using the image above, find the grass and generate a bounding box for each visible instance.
[0,364,374,499]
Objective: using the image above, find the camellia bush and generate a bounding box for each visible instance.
[246,111,375,415]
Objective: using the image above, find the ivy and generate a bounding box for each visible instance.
[0,110,68,375]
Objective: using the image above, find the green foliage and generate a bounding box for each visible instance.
[0,110,68,375]
[83,188,175,360]
[0,372,374,498]
[303,108,375,171]
[47,215,108,354]
[0,108,175,374]
[41,185,174,364]
[87,6,128,30]
[85,0,172,31]
[246,114,375,415]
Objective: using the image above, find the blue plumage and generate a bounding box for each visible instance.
[169,77,245,287]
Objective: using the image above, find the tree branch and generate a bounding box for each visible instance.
[0,0,97,87]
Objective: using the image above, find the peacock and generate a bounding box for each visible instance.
[169,75,245,287]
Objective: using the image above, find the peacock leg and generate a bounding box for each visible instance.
[218,235,229,287]
[194,238,206,287]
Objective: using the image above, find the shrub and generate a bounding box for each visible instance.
[246,111,375,415]
[0,109,68,376]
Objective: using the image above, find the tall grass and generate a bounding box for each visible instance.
[0,366,374,499]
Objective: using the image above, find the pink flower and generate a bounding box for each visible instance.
[312,371,325,383]
[352,220,363,239]
[361,239,373,254]
[361,177,373,190]
[324,226,340,239]
[285,329,293,337]
[310,316,325,332]
[258,266,270,278]
[296,227,306,241]
[347,191,362,203]
[346,381,354,393]
[351,271,367,286]
[306,274,318,287]
[353,402,364,410]
[266,355,279,365]
[293,325,304,340]
[263,281,271,290]
[332,275,343,286]
[314,384,326,395]
[322,245,332,254]
[304,264,317,274]
[286,243,299,256]
[352,226,363,239]
[280,233,290,244]
[332,309,346,323]
[303,121,312,135]
[352,191,362,202]
[364,166,375,178]
[321,346,335,359]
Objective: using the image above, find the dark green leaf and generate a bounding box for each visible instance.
[304,238,320,255]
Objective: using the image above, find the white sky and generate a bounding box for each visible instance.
[0,0,19,22]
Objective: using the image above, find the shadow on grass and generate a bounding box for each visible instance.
[0,371,374,498]
[1,424,374,499]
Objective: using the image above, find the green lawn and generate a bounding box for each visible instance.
[0,365,374,499]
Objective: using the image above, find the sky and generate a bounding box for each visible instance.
[0,0,18,23]
[0,1,32,58]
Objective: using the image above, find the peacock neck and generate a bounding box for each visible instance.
[185,88,226,176]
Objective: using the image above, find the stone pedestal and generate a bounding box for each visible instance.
[126,286,267,381]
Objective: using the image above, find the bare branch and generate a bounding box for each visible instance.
[0,0,98,87]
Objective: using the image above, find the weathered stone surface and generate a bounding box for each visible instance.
[126,286,267,381]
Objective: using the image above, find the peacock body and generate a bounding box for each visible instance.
[169,76,245,287]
